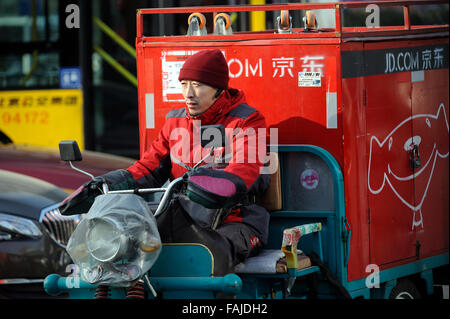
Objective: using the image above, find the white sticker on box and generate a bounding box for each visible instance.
[298,72,322,87]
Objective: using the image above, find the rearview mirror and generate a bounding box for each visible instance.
[59,140,82,162]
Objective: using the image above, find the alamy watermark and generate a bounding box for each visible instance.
[65,4,80,29]
[365,4,380,28]
[65,3,381,29]
[65,263,81,288]
[365,264,380,289]
[170,121,279,175]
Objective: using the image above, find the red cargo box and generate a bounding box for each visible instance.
[135,1,448,284]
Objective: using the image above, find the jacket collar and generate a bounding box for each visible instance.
[185,88,246,125]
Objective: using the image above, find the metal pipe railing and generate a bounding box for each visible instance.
[92,17,137,87]
[136,0,449,38]
[93,17,136,59]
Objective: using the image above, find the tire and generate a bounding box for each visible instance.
[389,279,422,299]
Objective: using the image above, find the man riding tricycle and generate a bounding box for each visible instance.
[44,1,448,300]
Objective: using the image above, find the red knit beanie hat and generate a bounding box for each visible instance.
[178,49,229,89]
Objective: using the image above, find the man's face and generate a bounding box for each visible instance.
[180,80,219,116]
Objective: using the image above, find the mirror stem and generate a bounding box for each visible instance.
[69,161,95,180]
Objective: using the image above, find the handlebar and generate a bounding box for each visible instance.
[66,144,217,218]
[104,147,214,216]
[106,176,185,217]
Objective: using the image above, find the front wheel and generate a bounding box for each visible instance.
[389,279,422,299]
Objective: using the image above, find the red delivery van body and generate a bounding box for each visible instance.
[134,1,448,297]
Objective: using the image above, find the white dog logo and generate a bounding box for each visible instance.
[368,103,449,230]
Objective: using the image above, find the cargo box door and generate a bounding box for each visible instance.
[366,69,416,266]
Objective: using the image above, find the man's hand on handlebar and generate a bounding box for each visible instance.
[58,177,107,216]
[59,169,137,216]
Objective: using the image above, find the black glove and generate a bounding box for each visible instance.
[58,177,105,215]
[59,169,136,215]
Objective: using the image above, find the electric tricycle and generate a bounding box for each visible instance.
[44,1,448,299]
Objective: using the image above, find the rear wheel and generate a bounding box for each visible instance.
[389,279,421,299]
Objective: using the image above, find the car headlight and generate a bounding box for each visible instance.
[0,213,43,239]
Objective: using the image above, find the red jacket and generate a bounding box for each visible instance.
[126,88,269,231]
[127,88,266,189]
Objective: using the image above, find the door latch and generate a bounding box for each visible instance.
[409,145,421,170]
